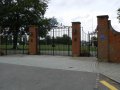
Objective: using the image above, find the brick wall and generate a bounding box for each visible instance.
[97,15,120,63]
[109,21,120,63]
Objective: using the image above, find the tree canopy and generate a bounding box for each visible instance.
[117,8,120,23]
[0,0,48,30]
[49,17,58,27]
[0,0,49,48]
[38,17,59,38]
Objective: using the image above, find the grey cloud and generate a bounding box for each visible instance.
[114,0,120,7]
[46,0,120,32]
[52,0,95,9]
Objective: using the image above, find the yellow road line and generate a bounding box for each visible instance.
[100,80,118,90]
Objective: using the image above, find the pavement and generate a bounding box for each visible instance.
[0,55,120,84]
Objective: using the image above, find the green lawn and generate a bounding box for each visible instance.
[39,44,72,51]
[0,44,97,52]
[0,45,28,50]
[81,46,97,52]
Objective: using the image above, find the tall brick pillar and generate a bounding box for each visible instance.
[72,22,81,57]
[29,26,38,55]
[97,15,109,62]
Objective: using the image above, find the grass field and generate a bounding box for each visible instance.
[0,45,28,50]
[0,44,97,51]
[39,44,72,51]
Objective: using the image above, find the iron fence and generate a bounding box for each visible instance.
[38,26,72,56]
[81,27,97,57]
[0,30,29,55]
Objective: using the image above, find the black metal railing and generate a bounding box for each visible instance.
[0,30,29,55]
[38,26,72,56]
[81,27,97,57]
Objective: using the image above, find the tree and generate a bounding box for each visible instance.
[91,36,97,47]
[117,8,120,22]
[38,17,59,38]
[49,17,58,27]
[55,36,62,44]
[62,34,71,44]
[0,0,49,49]
[45,35,51,44]
[38,18,51,38]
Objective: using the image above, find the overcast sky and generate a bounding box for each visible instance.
[45,0,120,32]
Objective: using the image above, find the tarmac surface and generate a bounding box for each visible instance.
[0,63,98,90]
[0,55,120,90]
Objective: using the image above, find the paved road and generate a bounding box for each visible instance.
[99,74,120,90]
[0,63,119,90]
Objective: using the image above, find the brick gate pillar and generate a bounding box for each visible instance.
[28,26,38,55]
[97,15,109,62]
[72,22,81,57]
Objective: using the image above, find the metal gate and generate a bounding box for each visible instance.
[81,27,97,57]
[38,26,72,56]
[0,29,28,55]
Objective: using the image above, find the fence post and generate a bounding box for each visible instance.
[28,25,38,55]
[68,27,70,56]
[88,32,90,57]
[0,27,4,56]
[72,22,81,57]
[0,27,1,55]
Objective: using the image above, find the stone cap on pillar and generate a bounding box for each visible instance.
[97,15,109,27]
[72,22,81,24]
[29,25,38,28]
[97,15,109,19]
